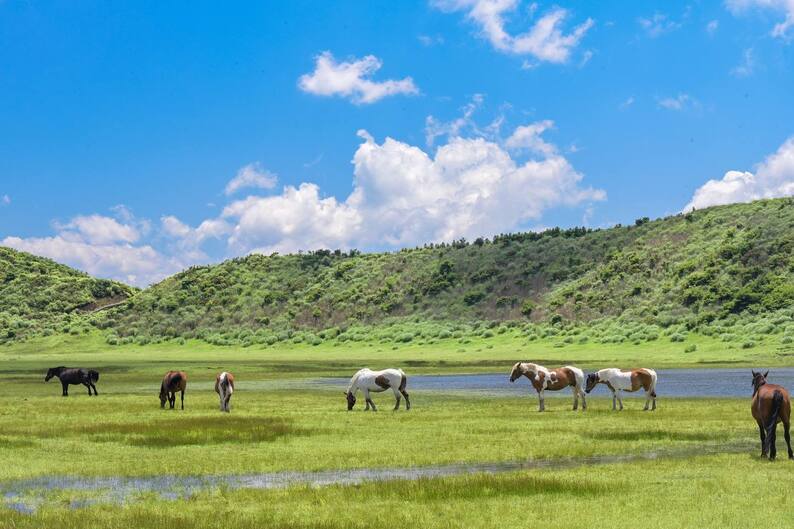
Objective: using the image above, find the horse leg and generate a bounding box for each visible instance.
[62,382,69,397]
[91,383,98,396]
[180,390,184,410]
[611,390,617,411]
[538,389,545,412]
[392,387,401,411]
[572,388,578,411]
[401,389,411,410]
[616,391,624,411]
[84,382,92,396]
[769,423,777,460]
[580,389,587,411]
[364,389,376,411]
[784,420,793,460]
[225,393,231,412]
[758,422,767,457]
[643,390,650,411]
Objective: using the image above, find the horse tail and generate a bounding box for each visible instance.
[645,369,658,398]
[89,370,99,382]
[764,390,785,451]
[398,370,407,392]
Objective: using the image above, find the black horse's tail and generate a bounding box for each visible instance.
[89,370,99,382]
[764,390,785,453]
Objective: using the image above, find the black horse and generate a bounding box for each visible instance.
[45,367,100,396]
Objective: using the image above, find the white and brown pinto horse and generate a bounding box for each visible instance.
[585,368,657,411]
[215,371,235,412]
[345,368,410,411]
[509,362,586,412]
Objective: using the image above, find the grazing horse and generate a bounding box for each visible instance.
[44,367,99,396]
[345,368,410,411]
[160,371,187,410]
[751,370,792,460]
[585,368,657,411]
[509,362,586,412]
[215,371,235,412]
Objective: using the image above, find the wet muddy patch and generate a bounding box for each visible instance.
[1,442,749,514]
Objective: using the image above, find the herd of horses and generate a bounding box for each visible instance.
[44,361,792,460]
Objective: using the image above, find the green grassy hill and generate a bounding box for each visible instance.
[0,247,136,342]
[96,197,793,346]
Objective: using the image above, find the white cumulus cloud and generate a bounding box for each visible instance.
[657,93,700,111]
[684,136,794,211]
[56,214,140,245]
[504,120,557,155]
[726,0,794,38]
[224,162,278,196]
[222,183,361,254]
[731,48,755,77]
[2,126,605,285]
[2,209,176,286]
[218,126,605,253]
[433,0,593,63]
[298,51,418,104]
[638,12,681,37]
[1,235,177,287]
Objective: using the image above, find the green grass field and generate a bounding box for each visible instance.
[1,336,792,528]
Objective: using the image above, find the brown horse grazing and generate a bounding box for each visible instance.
[160,371,187,410]
[509,362,586,412]
[751,371,793,460]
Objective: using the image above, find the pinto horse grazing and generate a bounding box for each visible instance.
[509,362,586,412]
[585,368,657,411]
[160,371,187,410]
[44,367,99,396]
[345,368,410,411]
[215,371,235,412]
[751,370,793,460]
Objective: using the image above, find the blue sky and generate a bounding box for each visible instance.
[2,0,794,286]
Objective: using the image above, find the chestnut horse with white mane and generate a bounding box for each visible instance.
[585,368,657,411]
[751,370,792,460]
[345,368,410,411]
[509,362,586,412]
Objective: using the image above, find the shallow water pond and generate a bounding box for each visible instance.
[317,368,794,398]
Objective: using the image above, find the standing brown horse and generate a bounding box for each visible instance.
[160,371,187,410]
[751,370,792,460]
[509,362,586,411]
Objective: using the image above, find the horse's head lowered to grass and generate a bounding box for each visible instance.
[44,366,65,382]
[345,391,356,411]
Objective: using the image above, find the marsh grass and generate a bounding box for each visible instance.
[0,345,787,528]
[62,416,304,447]
[3,455,794,529]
